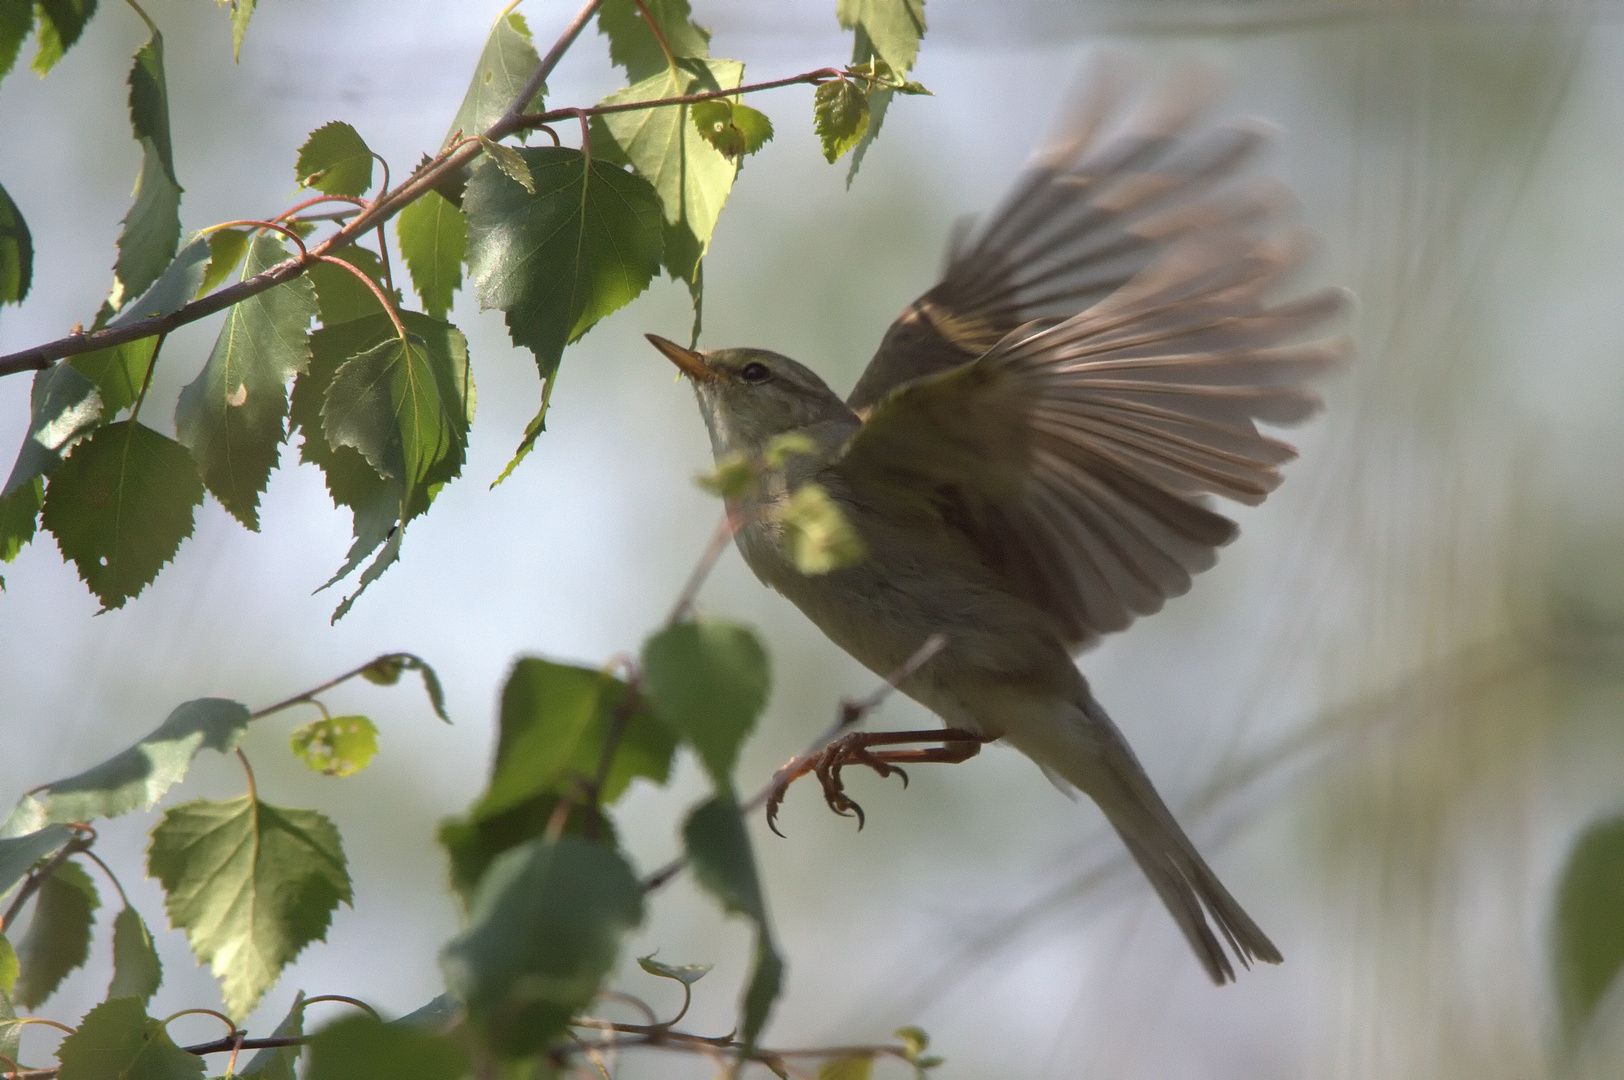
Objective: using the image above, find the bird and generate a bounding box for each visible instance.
[646,67,1349,985]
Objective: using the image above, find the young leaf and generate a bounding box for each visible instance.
[1554,814,1624,1040]
[0,932,16,997]
[0,476,41,565]
[637,954,711,986]
[593,58,743,288]
[107,906,162,1005]
[40,421,205,611]
[32,0,99,78]
[597,0,711,82]
[837,0,927,72]
[814,80,870,164]
[12,859,100,1009]
[773,482,866,574]
[395,190,465,320]
[305,1015,466,1080]
[440,835,643,1056]
[225,0,256,61]
[197,228,250,298]
[174,233,318,530]
[691,100,774,159]
[0,181,32,305]
[357,653,449,721]
[463,147,661,470]
[26,698,250,825]
[445,12,541,146]
[2,363,102,501]
[148,796,351,1018]
[476,136,534,193]
[55,998,203,1080]
[819,1057,872,1080]
[0,825,71,899]
[289,715,378,777]
[641,621,769,788]
[237,991,305,1080]
[683,797,784,1046]
[295,121,374,197]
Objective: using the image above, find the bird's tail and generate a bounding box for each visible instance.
[1005,691,1282,984]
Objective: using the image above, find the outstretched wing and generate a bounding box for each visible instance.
[836,76,1349,650]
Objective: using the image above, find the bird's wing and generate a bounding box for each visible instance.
[850,65,1285,413]
[834,88,1349,649]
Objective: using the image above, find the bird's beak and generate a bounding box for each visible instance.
[646,334,714,382]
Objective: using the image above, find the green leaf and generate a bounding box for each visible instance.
[683,797,783,1046]
[441,836,642,1056]
[32,0,97,78]
[174,233,317,529]
[395,190,465,320]
[464,146,661,469]
[0,475,41,566]
[27,698,250,825]
[637,954,710,986]
[773,482,866,574]
[691,100,774,160]
[1554,814,1624,1039]
[814,80,870,164]
[105,233,213,330]
[295,122,374,197]
[641,621,769,787]
[13,859,99,1009]
[439,795,615,909]
[70,337,157,417]
[477,658,675,820]
[445,12,541,145]
[108,906,162,1005]
[225,0,256,61]
[290,715,378,777]
[394,992,458,1031]
[0,932,16,994]
[597,0,710,82]
[819,1058,872,1080]
[358,653,449,721]
[147,796,351,1018]
[237,992,305,1080]
[106,30,181,319]
[593,58,743,288]
[837,0,927,73]
[304,246,397,327]
[476,136,533,194]
[41,421,205,610]
[197,229,250,298]
[56,997,204,1080]
[0,181,30,305]
[0,2,33,84]
[0,826,71,898]
[2,363,102,500]
[305,1015,466,1080]
[321,333,465,493]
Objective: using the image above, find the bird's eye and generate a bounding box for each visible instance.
[739,361,771,383]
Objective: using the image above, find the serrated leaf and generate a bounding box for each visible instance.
[597,0,711,82]
[128,29,176,185]
[41,421,205,610]
[445,12,541,146]
[395,190,465,320]
[691,100,773,159]
[637,954,710,986]
[464,146,661,469]
[290,715,377,777]
[0,475,41,564]
[225,0,256,61]
[837,0,926,73]
[593,58,742,289]
[683,797,783,1046]
[814,80,869,164]
[773,482,865,574]
[321,334,464,492]
[477,658,675,821]
[0,826,71,899]
[197,229,249,298]
[305,1015,466,1080]
[819,1058,872,1080]
[13,859,99,1009]
[304,246,397,327]
[147,796,351,1018]
[108,906,162,1005]
[0,181,31,305]
[237,991,304,1080]
[2,363,102,500]
[27,699,250,825]
[296,122,374,197]
[0,3,32,84]
[441,836,642,1056]
[56,997,203,1080]
[477,136,533,193]
[32,0,98,78]
[105,233,213,330]
[641,621,769,787]
[394,991,458,1030]
[1554,814,1624,1039]
[175,233,317,529]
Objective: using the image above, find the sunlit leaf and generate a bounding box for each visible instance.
[691,99,773,159]
[32,0,98,78]
[295,121,374,197]
[197,228,249,298]
[597,0,711,81]
[773,482,866,574]
[105,234,212,330]
[818,1057,872,1080]
[223,0,257,61]
[305,1015,466,1080]
[0,181,32,305]
[396,190,465,320]
[148,796,351,1018]
[445,11,541,145]
[477,136,534,193]
[0,931,17,995]
[837,0,926,72]
[12,859,99,1009]
[813,80,869,164]
[441,836,642,1056]
[290,715,378,777]
[41,421,204,610]
[175,233,318,529]
[641,620,768,787]
[237,991,305,1080]
[56,997,203,1080]
[107,906,162,1005]
[2,363,102,500]
[637,954,711,986]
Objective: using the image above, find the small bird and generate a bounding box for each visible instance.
[648,70,1348,985]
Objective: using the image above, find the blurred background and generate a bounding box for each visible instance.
[3,0,1624,1076]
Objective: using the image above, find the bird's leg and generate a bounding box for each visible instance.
[765,728,993,835]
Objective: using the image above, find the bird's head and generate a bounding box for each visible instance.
[647,334,855,460]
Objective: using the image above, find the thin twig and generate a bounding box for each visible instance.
[665,511,741,627]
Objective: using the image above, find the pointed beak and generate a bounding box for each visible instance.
[646,334,714,382]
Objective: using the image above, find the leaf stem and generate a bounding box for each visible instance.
[160,1009,237,1038]
[80,848,132,908]
[299,994,381,1020]
[631,0,676,70]
[235,748,258,802]
[664,511,742,628]
[313,255,406,341]
[516,68,844,129]
[124,331,167,426]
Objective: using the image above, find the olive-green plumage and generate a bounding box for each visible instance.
[652,69,1349,984]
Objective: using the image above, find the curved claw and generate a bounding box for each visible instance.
[891,765,910,789]
[765,800,787,839]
